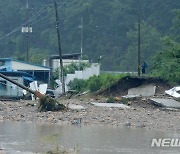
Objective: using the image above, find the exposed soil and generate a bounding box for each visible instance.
[97,76,172,96]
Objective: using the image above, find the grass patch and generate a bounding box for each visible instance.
[68,73,129,93]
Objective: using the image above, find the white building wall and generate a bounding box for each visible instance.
[65,63,100,85]
[65,74,76,84]
[51,59,89,71]
[91,63,100,76]
[75,71,83,79]
[55,63,100,95]
[83,67,92,80]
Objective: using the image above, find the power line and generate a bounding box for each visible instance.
[30,3,65,26]
[26,7,47,24]
[0,8,46,41]
[30,9,55,26]
[0,3,65,42]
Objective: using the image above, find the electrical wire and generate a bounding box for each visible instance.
[26,7,47,24]
[30,3,66,26]
[0,3,65,42]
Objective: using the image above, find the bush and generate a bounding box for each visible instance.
[106,97,116,103]
[88,76,102,92]
[68,78,86,92]
[150,37,180,84]
[68,74,129,93]
[64,62,90,76]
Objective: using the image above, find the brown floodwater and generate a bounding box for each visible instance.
[0,121,180,154]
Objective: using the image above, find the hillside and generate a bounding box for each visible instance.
[0,0,179,71]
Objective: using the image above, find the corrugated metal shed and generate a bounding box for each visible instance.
[0,58,51,83]
[0,71,35,98]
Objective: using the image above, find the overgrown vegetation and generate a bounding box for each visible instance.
[106,97,116,103]
[67,78,87,92]
[0,1,179,84]
[150,37,180,83]
[0,0,179,71]
[150,9,180,84]
[68,74,129,93]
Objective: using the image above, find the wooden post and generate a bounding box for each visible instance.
[138,14,141,76]
[54,0,65,94]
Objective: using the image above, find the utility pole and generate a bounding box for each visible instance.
[80,17,83,60]
[21,0,32,62]
[54,0,65,94]
[26,0,29,62]
[138,14,141,76]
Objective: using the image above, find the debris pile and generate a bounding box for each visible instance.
[97,76,180,110]
[38,95,66,112]
[98,76,171,96]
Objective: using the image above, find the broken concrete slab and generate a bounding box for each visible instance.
[165,87,180,98]
[91,102,130,109]
[150,98,180,109]
[123,84,156,98]
[68,104,85,110]
[39,84,48,95]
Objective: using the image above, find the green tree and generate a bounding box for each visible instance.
[151,37,180,83]
[0,0,179,71]
[150,9,180,83]
[119,21,162,71]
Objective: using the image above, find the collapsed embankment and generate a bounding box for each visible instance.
[97,76,172,96]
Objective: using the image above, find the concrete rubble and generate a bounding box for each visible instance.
[91,102,130,109]
[165,86,180,98]
[123,84,156,98]
[150,98,180,109]
[68,104,85,110]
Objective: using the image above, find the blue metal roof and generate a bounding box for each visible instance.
[0,58,11,61]
[0,58,50,70]
[0,71,35,78]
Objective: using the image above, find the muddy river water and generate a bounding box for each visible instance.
[0,121,180,154]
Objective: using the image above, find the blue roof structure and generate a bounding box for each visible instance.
[0,71,34,78]
[0,58,51,84]
[0,71,35,86]
[0,58,50,69]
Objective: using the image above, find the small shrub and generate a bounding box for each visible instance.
[68,78,86,92]
[88,76,102,92]
[106,97,116,103]
[121,98,128,104]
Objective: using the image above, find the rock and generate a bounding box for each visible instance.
[68,104,85,110]
[124,122,131,126]
[71,118,82,125]
[115,97,121,101]
[100,119,105,122]
[127,101,132,106]
[136,123,146,128]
